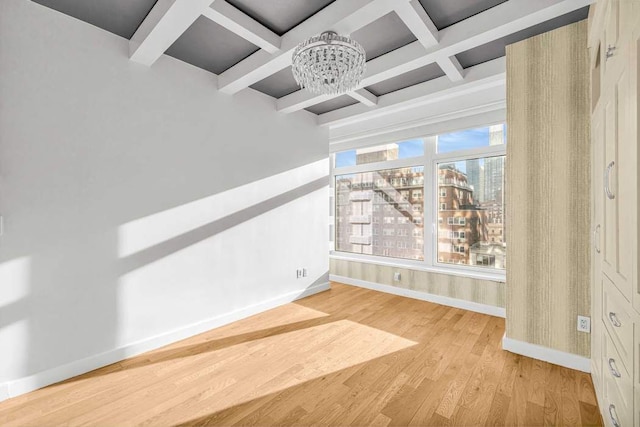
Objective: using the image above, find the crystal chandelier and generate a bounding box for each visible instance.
[292,31,366,96]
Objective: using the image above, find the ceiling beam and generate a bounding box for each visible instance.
[277,0,592,114]
[217,0,403,95]
[202,2,281,53]
[317,57,506,127]
[394,0,439,48]
[130,0,214,66]
[437,56,465,81]
[277,41,425,113]
[348,89,378,107]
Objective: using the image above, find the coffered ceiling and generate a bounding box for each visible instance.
[32,0,591,128]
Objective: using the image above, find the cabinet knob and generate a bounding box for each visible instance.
[608,358,621,378]
[604,161,615,200]
[609,404,621,427]
[609,312,622,327]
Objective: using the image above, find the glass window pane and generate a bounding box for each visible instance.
[335,166,424,261]
[437,156,506,270]
[334,139,424,168]
[437,125,505,153]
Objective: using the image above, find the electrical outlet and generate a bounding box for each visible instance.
[302,268,307,277]
[577,315,591,333]
[393,272,401,281]
[296,269,302,279]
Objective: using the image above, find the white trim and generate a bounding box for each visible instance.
[318,57,506,127]
[0,384,8,402]
[502,335,591,373]
[332,274,505,317]
[330,252,505,282]
[0,282,330,403]
[329,104,506,150]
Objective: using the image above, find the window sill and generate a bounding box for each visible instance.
[329,252,506,283]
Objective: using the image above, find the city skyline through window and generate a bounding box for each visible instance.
[332,124,506,272]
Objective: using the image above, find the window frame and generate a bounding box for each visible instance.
[329,125,506,282]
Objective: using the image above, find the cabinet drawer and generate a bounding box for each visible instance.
[603,333,633,427]
[603,274,634,371]
[603,332,633,412]
[603,381,633,427]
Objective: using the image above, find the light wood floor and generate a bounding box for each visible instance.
[0,283,601,426]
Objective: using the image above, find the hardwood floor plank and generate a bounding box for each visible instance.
[484,392,511,426]
[0,283,601,427]
[579,401,603,426]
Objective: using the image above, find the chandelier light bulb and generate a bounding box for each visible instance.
[292,31,366,96]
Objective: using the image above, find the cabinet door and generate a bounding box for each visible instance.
[630,5,640,316]
[592,104,605,369]
[601,39,634,300]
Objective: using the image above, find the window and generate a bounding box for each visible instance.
[447,217,466,225]
[476,255,496,266]
[335,139,424,168]
[437,125,506,154]
[437,155,506,270]
[332,124,505,273]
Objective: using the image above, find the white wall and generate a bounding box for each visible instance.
[0,0,329,399]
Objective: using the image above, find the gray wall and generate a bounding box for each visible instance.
[0,0,329,396]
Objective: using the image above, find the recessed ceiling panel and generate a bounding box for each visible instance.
[455,7,589,69]
[365,63,445,97]
[32,0,158,39]
[250,67,300,98]
[351,12,417,61]
[225,0,335,36]
[305,95,358,115]
[417,0,507,30]
[166,16,259,75]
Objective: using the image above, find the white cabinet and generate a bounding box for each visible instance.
[590,1,640,426]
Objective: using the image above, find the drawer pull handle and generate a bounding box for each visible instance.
[606,45,616,60]
[609,404,621,427]
[608,358,621,378]
[594,224,601,253]
[604,161,615,199]
[609,312,621,327]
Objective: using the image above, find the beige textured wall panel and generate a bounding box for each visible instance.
[330,259,506,308]
[506,21,591,357]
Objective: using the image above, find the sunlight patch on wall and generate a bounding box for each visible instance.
[0,257,31,308]
[117,158,329,258]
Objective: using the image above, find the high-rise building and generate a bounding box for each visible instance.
[483,125,505,203]
[335,144,424,260]
[465,159,485,202]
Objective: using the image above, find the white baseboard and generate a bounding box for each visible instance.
[331,274,505,318]
[0,282,330,403]
[502,334,590,373]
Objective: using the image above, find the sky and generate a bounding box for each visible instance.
[335,127,500,168]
